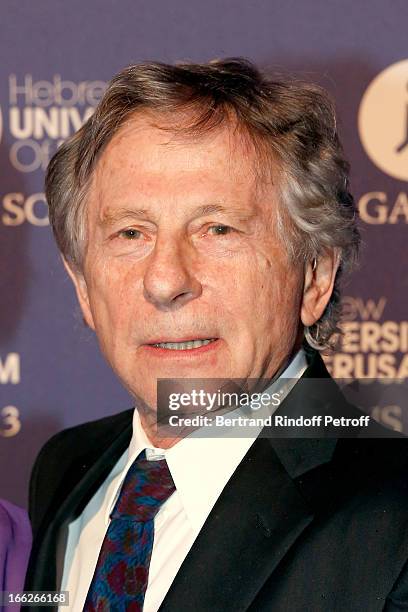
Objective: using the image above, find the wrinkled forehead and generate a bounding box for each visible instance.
[91,109,278,198]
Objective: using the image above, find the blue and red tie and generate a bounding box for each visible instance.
[83,450,175,612]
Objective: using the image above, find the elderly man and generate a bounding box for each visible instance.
[25,59,408,611]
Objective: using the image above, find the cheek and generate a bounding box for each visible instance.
[202,242,295,312]
[86,260,141,337]
[249,249,303,330]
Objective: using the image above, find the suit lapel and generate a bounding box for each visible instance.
[160,434,338,611]
[160,350,339,611]
[26,414,133,592]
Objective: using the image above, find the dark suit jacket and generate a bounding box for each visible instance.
[24,351,408,611]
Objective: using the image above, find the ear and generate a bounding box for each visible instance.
[62,257,96,330]
[301,249,340,327]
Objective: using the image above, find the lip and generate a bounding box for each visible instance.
[141,338,221,357]
[145,336,218,344]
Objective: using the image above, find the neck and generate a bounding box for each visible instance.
[138,407,183,449]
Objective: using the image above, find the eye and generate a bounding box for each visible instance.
[207,224,234,236]
[119,228,142,240]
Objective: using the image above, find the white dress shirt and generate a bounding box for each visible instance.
[60,348,308,611]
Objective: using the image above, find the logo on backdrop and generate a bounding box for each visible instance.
[1,74,106,173]
[324,296,408,380]
[0,353,21,437]
[324,296,408,432]
[359,59,408,181]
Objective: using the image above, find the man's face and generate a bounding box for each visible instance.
[73,116,305,409]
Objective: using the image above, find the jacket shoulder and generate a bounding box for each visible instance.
[28,409,133,533]
[31,408,133,473]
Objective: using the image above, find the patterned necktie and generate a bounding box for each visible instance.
[83,450,175,612]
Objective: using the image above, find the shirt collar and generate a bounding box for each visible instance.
[105,347,308,530]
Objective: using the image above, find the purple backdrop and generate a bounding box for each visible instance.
[0,0,407,506]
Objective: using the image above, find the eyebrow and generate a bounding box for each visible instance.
[98,207,150,227]
[98,203,256,227]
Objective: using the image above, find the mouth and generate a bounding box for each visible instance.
[142,337,219,353]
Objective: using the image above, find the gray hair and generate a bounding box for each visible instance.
[45,58,360,351]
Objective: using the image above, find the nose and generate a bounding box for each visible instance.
[143,233,202,310]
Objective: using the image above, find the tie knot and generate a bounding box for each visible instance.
[111,452,175,522]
